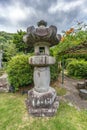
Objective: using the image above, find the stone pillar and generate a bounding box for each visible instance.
[34,67,50,93]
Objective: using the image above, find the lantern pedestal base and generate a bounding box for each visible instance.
[25,87,59,117]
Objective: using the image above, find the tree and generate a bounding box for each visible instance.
[13,30,34,53]
[13,30,26,52]
[3,42,18,62]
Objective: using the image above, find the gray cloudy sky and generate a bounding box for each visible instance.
[0,0,87,33]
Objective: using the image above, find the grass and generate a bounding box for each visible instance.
[0,93,87,130]
[51,81,67,96]
[55,87,67,96]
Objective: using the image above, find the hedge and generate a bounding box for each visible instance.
[67,59,87,78]
[64,53,87,61]
[7,54,33,90]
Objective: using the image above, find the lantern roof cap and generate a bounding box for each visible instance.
[23,20,61,47]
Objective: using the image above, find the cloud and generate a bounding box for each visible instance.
[48,0,83,13]
[0,1,37,25]
[0,0,87,33]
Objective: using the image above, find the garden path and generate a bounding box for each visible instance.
[58,74,87,109]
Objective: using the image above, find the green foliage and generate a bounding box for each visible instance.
[13,30,34,53]
[13,30,26,52]
[64,53,87,61]
[50,49,61,81]
[67,59,87,78]
[51,24,87,80]
[53,34,80,56]
[0,31,16,64]
[61,52,87,70]
[0,36,6,44]
[65,58,77,68]
[6,54,33,90]
[0,31,13,44]
[0,68,5,76]
[50,60,60,81]
[52,28,87,57]
[50,62,58,81]
[3,42,18,62]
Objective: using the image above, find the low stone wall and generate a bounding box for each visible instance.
[0,74,10,93]
[76,80,87,100]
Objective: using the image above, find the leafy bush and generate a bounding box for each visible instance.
[13,30,33,53]
[7,54,33,90]
[65,58,77,68]
[53,28,87,56]
[13,30,26,52]
[50,49,61,81]
[67,59,87,78]
[3,42,18,62]
[64,53,87,61]
[50,61,59,81]
[0,68,5,76]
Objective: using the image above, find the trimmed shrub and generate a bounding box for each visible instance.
[65,58,77,68]
[67,59,87,78]
[64,53,87,61]
[7,54,33,90]
[50,49,61,81]
[50,61,59,81]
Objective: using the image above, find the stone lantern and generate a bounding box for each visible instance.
[23,20,61,117]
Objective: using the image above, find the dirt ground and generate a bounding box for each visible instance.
[58,74,87,109]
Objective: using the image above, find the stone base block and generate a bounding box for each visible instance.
[79,89,87,100]
[85,80,87,89]
[26,97,59,117]
[25,87,59,117]
[76,82,85,89]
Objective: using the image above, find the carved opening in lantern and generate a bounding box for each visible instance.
[39,47,45,54]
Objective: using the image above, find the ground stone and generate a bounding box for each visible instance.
[76,82,85,89]
[0,74,10,93]
[79,89,87,100]
[85,80,87,89]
